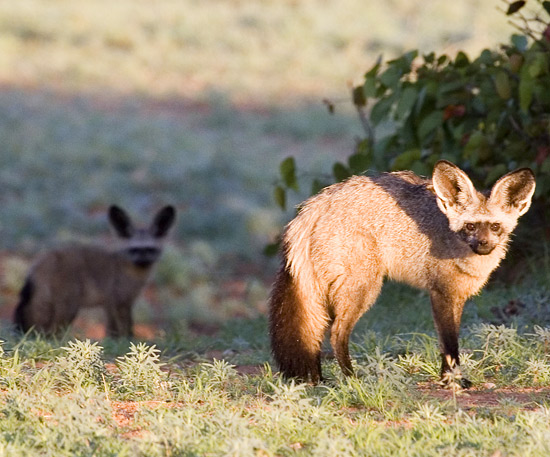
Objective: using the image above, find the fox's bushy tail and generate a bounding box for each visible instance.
[269,265,328,382]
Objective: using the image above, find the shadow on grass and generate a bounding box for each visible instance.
[0,84,361,337]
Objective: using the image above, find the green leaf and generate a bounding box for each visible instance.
[388,50,418,72]
[333,162,351,182]
[414,86,428,116]
[363,76,377,98]
[511,34,528,52]
[463,131,491,165]
[484,164,508,186]
[424,52,435,64]
[519,71,534,112]
[311,178,326,195]
[478,49,494,65]
[396,86,417,120]
[352,85,366,107]
[541,157,550,174]
[273,185,286,210]
[454,51,470,67]
[280,157,298,191]
[392,149,421,170]
[506,1,526,15]
[373,136,394,168]
[370,97,394,125]
[410,161,431,177]
[263,241,280,257]
[417,111,443,142]
[534,81,550,105]
[464,131,484,153]
[543,1,550,15]
[535,175,550,198]
[528,53,548,78]
[379,65,402,89]
[495,71,511,99]
[439,80,467,95]
[365,55,382,78]
[348,152,371,173]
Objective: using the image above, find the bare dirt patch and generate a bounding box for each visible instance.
[418,384,550,410]
[110,400,182,439]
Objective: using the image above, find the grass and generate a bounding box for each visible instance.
[0,0,515,102]
[0,0,549,455]
[3,303,550,456]
[2,270,550,455]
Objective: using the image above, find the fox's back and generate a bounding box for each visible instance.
[284,172,502,292]
[29,244,148,308]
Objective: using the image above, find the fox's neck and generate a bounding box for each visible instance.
[453,244,507,279]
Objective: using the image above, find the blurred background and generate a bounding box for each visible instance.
[0,0,516,338]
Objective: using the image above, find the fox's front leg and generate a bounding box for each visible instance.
[429,290,472,388]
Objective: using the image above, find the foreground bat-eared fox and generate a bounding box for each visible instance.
[14,205,176,338]
[269,160,536,387]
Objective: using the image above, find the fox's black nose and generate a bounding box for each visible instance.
[471,239,494,255]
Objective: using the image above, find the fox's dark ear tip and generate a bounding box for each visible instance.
[433,160,458,170]
[159,205,177,220]
[520,168,535,179]
[108,205,123,215]
[151,205,177,237]
[506,167,536,184]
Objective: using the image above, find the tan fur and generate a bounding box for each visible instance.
[269,161,535,385]
[14,205,176,337]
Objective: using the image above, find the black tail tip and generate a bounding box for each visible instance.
[13,278,34,333]
[271,348,323,384]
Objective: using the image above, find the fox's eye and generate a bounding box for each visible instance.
[465,223,475,231]
[490,223,501,232]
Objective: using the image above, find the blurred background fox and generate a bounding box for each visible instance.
[14,205,176,338]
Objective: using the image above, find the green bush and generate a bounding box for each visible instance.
[276,0,550,221]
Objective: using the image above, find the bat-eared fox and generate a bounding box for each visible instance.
[269,160,535,387]
[14,205,176,337]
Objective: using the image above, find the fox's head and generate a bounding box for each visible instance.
[432,160,535,256]
[108,205,176,268]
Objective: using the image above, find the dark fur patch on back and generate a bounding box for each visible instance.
[14,277,34,332]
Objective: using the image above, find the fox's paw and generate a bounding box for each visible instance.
[439,369,472,390]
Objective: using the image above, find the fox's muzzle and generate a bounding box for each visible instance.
[469,239,495,255]
[459,221,500,256]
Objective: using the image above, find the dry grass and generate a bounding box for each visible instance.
[0,0,514,103]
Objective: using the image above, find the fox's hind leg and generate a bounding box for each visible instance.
[330,274,383,376]
[14,279,76,335]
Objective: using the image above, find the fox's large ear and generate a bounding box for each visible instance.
[489,168,535,216]
[108,205,134,238]
[150,205,176,238]
[432,160,477,214]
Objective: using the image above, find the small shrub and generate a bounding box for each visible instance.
[115,342,169,400]
[56,339,106,389]
[516,356,550,386]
